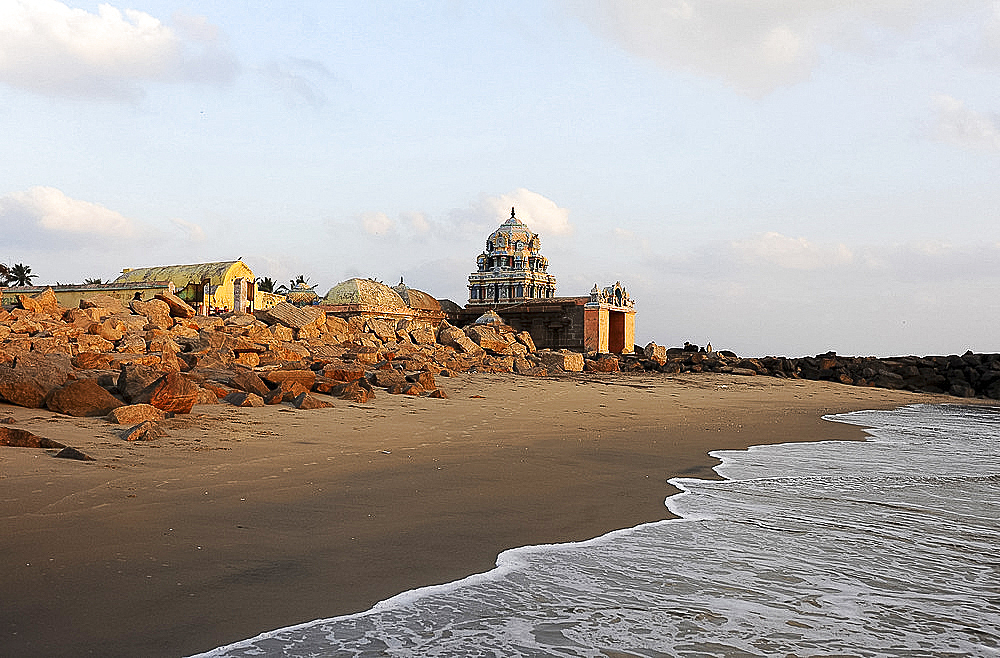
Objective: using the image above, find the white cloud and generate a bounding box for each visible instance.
[730,232,854,270]
[0,0,237,101]
[564,1,988,95]
[360,211,394,236]
[931,95,1000,151]
[0,186,138,239]
[484,188,574,236]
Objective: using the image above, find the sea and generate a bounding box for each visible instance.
[192,404,1000,657]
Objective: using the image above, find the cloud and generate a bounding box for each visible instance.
[169,217,206,242]
[480,188,574,236]
[931,95,1000,151]
[0,186,139,242]
[564,1,987,95]
[0,0,237,101]
[360,211,394,237]
[730,232,854,270]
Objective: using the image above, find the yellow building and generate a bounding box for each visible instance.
[113,260,256,314]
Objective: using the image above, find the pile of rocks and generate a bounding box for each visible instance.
[0,288,555,427]
[628,342,1000,400]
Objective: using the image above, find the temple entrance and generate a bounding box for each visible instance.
[608,311,626,353]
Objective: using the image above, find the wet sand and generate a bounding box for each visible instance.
[0,371,956,657]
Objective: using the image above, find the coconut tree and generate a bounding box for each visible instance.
[0,263,10,286]
[8,263,35,286]
[83,277,103,285]
[256,276,276,293]
[276,274,312,294]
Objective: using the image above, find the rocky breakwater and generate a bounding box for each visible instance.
[627,341,1000,401]
[0,288,557,455]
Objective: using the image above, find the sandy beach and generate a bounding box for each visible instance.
[0,371,957,657]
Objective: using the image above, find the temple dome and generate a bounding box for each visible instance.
[485,207,539,255]
[322,278,407,310]
[391,279,442,312]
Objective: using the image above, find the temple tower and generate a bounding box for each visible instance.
[467,207,557,307]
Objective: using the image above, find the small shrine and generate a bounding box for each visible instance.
[584,282,636,354]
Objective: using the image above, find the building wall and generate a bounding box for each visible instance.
[1,283,173,309]
[114,261,256,313]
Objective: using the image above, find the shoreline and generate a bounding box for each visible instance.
[0,372,960,657]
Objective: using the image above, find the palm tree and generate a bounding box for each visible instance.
[0,263,10,286]
[83,277,103,285]
[9,263,35,287]
[256,276,276,293]
[276,274,312,294]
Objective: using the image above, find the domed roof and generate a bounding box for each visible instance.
[473,309,503,325]
[285,282,319,305]
[322,278,407,310]
[391,279,442,312]
[486,207,539,254]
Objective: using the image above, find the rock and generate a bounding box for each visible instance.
[0,426,64,449]
[262,369,316,389]
[0,366,48,408]
[292,392,334,409]
[223,391,265,407]
[515,331,536,353]
[129,299,173,329]
[19,287,65,316]
[54,446,96,460]
[538,350,584,372]
[117,363,166,403]
[265,302,324,330]
[322,365,366,382]
[80,293,127,314]
[585,355,620,373]
[196,387,219,405]
[370,369,407,389]
[406,371,436,390]
[122,420,166,442]
[643,342,667,366]
[438,325,484,356]
[97,317,126,342]
[465,325,512,355]
[133,371,200,414]
[263,380,309,404]
[45,380,124,417]
[333,379,375,403]
[731,367,757,376]
[228,368,271,398]
[427,389,448,399]
[76,334,115,354]
[409,326,436,345]
[154,291,196,318]
[106,404,167,425]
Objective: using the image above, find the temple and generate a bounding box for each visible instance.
[452,208,636,354]
[467,208,556,306]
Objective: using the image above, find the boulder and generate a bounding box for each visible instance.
[228,368,271,397]
[262,369,316,389]
[333,379,375,403]
[76,334,115,354]
[20,287,65,316]
[223,391,265,407]
[45,380,124,417]
[643,342,667,366]
[427,389,448,399]
[438,325,484,356]
[106,404,167,425]
[133,372,200,414]
[265,302,324,330]
[409,326,436,345]
[585,355,620,373]
[80,293,126,314]
[292,392,335,409]
[122,420,166,442]
[117,363,166,403]
[465,325,512,355]
[406,371,436,390]
[515,331,536,352]
[97,317,126,342]
[538,350,585,372]
[370,369,407,389]
[0,426,64,449]
[154,291,196,318]
[263,380,309,404]
[129,299,173,329]
[322,365,366,382]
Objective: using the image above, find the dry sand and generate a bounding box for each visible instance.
[0,371,958,657]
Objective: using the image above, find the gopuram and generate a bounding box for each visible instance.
[451,207,636,354]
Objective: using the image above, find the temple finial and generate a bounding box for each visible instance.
[511,206,516,218]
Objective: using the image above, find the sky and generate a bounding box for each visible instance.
[1,0,999,357]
